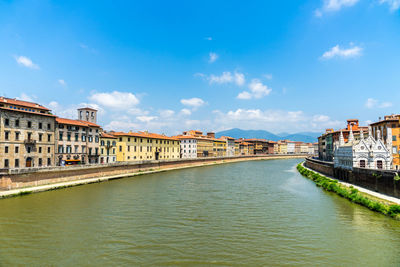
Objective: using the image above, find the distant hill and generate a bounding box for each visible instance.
[215,128,320,143]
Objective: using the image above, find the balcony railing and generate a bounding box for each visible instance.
[24,138,36,145]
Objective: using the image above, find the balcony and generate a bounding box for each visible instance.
[24,138,36,145]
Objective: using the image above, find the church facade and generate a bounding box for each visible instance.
[334,126,392,170]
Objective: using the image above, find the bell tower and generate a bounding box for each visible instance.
[78,107,97,124]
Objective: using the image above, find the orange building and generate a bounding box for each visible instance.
[370,114,400,170]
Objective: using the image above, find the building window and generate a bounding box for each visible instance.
[59,132,63,141]
[15,146,19,153]
[38,158,42,167]
[82,135,86,142]
[119,146,122,152]
[101,148,104,154]
[48,134,52,142]
[75,133,79,141]
[89,148,92,155]
[4,159,9,168]
[5,146,8,153]
[95,136,99,143]
[15,159,19,168]
[95,148,98,155]
[39,147,42,153]
[58,145,63,153]
[377,160,383,169]
[14,131,20,140]
[393,136,397,141]
[75,146,79,153]
[5,131,9,140]
[67,133,71,141]
[47,158,51,166]
[4,118,9,126]
[27,146,31,153]
[88,136,93,142]
[39,133,43,142]
[48,123,51,130]
[48,147,51,153]
[360,160,366,168]
[27,121,32,128]
[15,119,19,127]
[39,122,42,129]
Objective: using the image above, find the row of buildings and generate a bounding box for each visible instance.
[318,117,399,170]
[0,97,316,169]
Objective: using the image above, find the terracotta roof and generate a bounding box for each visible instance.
[101,132,117,139]
[243,138,268,142]
[78,107,98,111]
[0,96,50,111]
[112,131,179,141]
[56,117,90,127]
[219,136,235,140]
[370,119,399,125]
[77,120,100,128]
[0,106,56,117]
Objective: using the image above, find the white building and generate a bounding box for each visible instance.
[220,136,235,157]
[179,137,197,158]
[287,142,295,154]
[334,126,392,170]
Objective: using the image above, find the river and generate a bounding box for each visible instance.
[0,159,400,266]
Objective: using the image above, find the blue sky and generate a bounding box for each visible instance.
[1,0,399,135]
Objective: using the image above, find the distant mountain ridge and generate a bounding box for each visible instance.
[215,128,320,143]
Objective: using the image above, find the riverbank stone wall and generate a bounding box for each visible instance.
[305,158,400,199]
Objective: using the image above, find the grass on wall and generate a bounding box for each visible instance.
[297,163,400,220]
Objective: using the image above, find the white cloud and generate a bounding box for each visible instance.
[237,79,272,100]
[159,109,175,118]
[379,0,400,11]
[365,98,393,109]
[209,71,233,84]
[58,79,67,86]
[264,74,273,80]
[237,91,252,100]
[234,72,245,86]
[105,120,139,131]
[137,116,157,122]
[321,44,362,59]
[315,0,359,16]
[205,37,213,41]
[209,52,218,63]
[89,91,139,109]
[180,108,192,115]
[207,71,245,86]
[15,56,39,69]
[18,93,35,102]
[312,115,330,122]
[180,97,205,110]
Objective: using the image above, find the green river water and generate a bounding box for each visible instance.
[1,159,400,266]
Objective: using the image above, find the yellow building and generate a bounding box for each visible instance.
[113,131,180,162]
[100,132,117,163]
[300,143,309,154]
[234,141,240,156]
[278,141,287,154]
[213,138,226,157]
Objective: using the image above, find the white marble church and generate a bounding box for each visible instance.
[334,126,392,170]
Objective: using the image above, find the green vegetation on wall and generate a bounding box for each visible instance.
[297,163,400,220]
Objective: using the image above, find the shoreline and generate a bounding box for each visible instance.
[298,162,400,219]
[0,155,304,199]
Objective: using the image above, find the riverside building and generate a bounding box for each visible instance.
[334,126,392,170]
[0,97,56,168]
[114,131,180,161]
[220,136,235,157]
[370,114,400,170]
[55,108,101,166]
[100,132,117,163]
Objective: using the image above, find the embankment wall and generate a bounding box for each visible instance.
[305,158,400,198]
